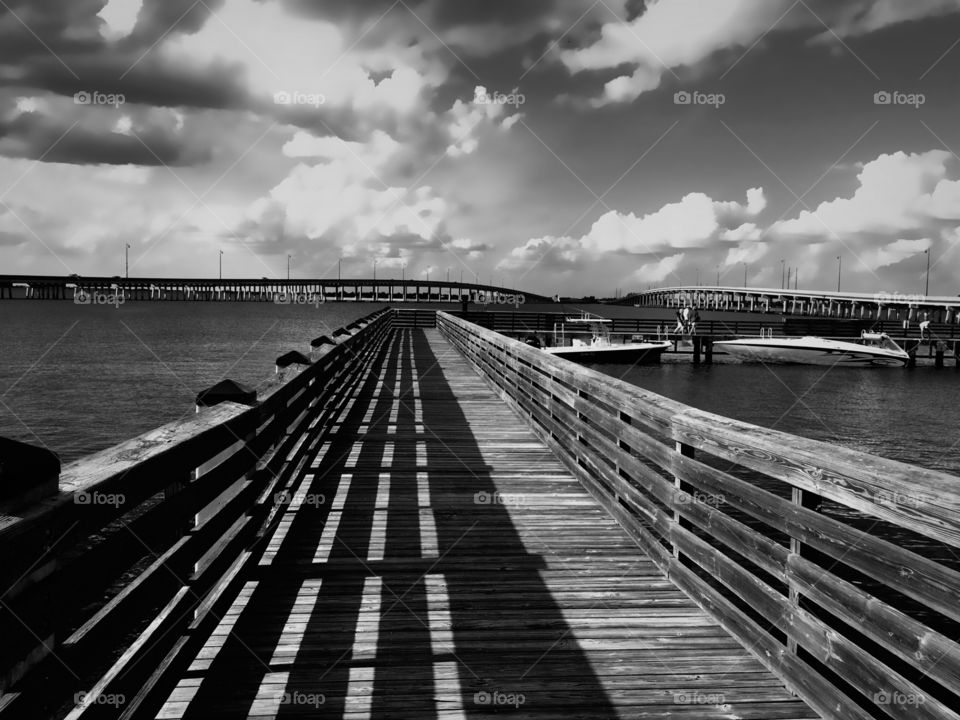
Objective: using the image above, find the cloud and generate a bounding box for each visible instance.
[582,187,766,253]
[633,252,685,283]
[559,0,960,105]
[445,88,522,156]
[859,237,932,271]
[772,150,960,239]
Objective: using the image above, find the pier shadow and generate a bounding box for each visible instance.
[169,327,618,718]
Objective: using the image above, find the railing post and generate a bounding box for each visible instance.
[673,442,695,559]
[788,487,822,654]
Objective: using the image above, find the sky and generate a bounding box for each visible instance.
[2,0,960,297]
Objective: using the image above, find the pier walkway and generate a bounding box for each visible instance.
[155,328,812,719]
[2,309,959,720]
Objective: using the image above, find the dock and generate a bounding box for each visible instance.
[2,309,959,719]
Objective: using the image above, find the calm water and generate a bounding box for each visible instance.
[603,358,960,476]
[2,301,959,479]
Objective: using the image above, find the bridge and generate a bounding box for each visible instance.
[1,309,958,719]
[625,285,960,324]
[0,275,552,303]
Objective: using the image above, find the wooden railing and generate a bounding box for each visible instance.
[437,311,960,720]
[0,308,393,719]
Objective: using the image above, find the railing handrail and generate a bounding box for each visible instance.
[437,310,960,720]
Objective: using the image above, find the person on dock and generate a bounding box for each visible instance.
[689,307,700,334]
[674,309,687,335]
[920,318,931,340]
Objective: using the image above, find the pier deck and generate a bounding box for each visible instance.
[155,329,813,719]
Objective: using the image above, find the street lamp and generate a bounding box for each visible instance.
[716,265,720,286]
[446,267,450,284]
[287,254,291,281]
[836,255,841,293]
[742,262,747,288]
[219,249,223,280]
[401,263,405,282]
[924,248,931,297]
[125,243,130,279]
[780,259,785,290]
[373,259,377,281]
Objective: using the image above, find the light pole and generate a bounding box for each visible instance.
[401,263,405,283]
[836,255,841,293]
[219,249,223,280]
[742,262,747,288]
[460,269,463,284]
[780,259,785,289]
[716,265,720,286]
[338,258,341,281]
[446,267,450,283]
[695,268,700,286]
[373,259,377,281]
[125,243,130,278]
[924,248,931,297]
[287,254,291,281]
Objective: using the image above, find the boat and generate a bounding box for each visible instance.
[542,312,671,364]
[714,331,909,367]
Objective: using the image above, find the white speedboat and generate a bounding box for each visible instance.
[714,331,909,367]
[543,313,671,364]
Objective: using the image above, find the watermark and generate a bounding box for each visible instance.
[276,690,325,708]
[74,290,124,308]
[74,90,125,108]
[473,690,526,708]
[75,491,125,508]
[472,291,525,308]
[73,692,126,708]
[274,90,325,108]
[876,490,935,508]
[474,86,525,107]
[274,292,325,308]
[674,90,725,108]
[674,691,726,705]
[874,690,925,707]
[274,490,326,507]
[874,291,926,305]
[874,90,925,108]
[473,490,525,507]
[674,490,724,507]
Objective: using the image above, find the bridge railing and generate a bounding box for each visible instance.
[437,311,960,720]
[0,308,394,719]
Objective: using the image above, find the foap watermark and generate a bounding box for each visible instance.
[274,490,326,507]
[276,690,325,708]
[472,291,525,308]
[874,291,926,304]
[674,490,724,507]
[874,690,925,707]
[473,86,525,107]
[874,90,925,108]
[674,691,726,705]
[674,90,725,108]
[274,292,325,308]
[73,692,126,708]
[473,690,526,708]
[473,490,525,507]
[274,90,326,108]
[876,489,935,508]
[74,90,125,108]
[75,491,125,508]
[74,290,124,307]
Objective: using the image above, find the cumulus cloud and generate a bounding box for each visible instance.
[772,150,960,239]
[582,187,766,254]
[859,237,933,271]
[445,87,523,156]
[633,253,685,283]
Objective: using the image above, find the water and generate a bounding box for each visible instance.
[602,358,960,476]
[0,301,399,462]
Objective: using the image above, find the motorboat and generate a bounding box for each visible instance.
[714,331,909,367]
[543,312,671,364]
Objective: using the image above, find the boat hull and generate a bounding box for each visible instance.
[714,340,907,367]
[544,343,671,364]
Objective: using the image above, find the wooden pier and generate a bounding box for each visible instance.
[2,309,959,719]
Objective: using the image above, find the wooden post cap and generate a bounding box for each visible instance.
[0,437,60,509]
[195,379,257,407]
[276,350,312,368]
[309,335,335,348]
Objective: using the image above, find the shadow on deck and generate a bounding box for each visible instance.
[156,329,811,719]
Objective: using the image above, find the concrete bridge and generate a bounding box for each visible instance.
[625,285,960,324]
[1,309,958,719]
[0,274,552,303]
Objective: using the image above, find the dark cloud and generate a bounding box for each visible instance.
[127,0,227,43]
[0,107,210,166]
